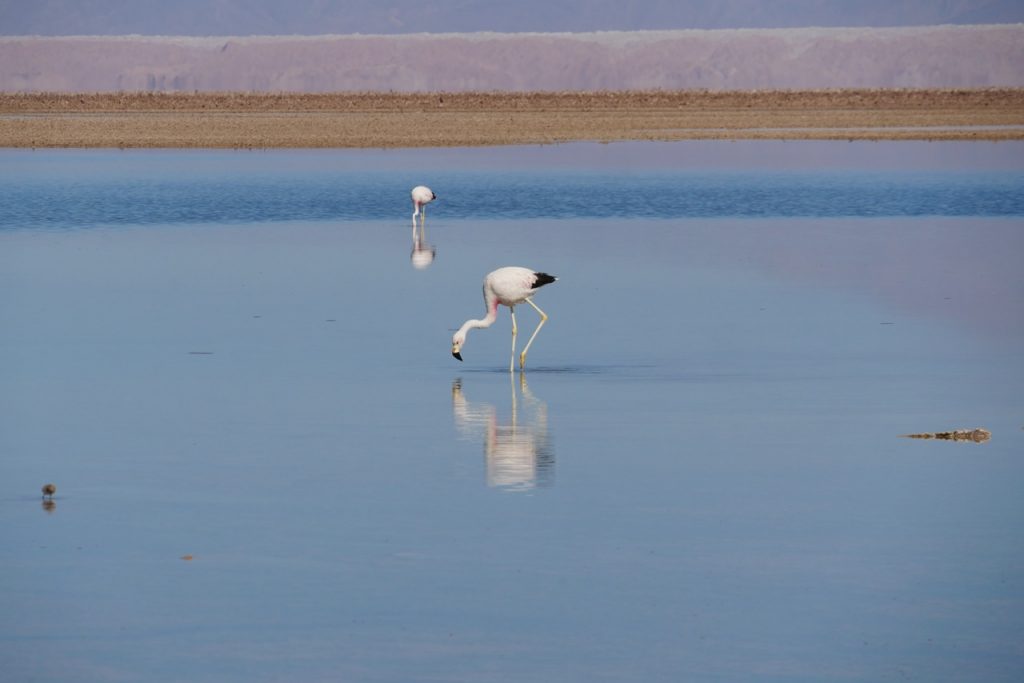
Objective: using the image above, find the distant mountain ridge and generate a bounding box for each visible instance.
[3,0,1023,35]
[2,25,1022,92]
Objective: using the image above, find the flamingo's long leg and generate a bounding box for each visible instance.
[519,297,548,369]
[509,306,518,373]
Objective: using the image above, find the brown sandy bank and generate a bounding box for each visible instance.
[2,89,1023,148]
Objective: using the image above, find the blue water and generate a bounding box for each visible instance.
[2,142,1023,682]
[2,143,1023,230]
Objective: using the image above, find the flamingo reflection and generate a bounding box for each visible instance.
[452,374,554,490]
[410,221,436,270]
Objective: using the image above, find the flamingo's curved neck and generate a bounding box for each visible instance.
[457,297,500,340]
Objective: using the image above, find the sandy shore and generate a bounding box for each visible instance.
[2,89,1023,147]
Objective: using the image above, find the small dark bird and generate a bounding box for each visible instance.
[41,483,56,499]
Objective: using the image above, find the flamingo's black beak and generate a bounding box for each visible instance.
[452,351,463,361]
[432,193,437,200]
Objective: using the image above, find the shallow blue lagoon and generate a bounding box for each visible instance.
[2,142,1024,229]
[2,142,1023,682]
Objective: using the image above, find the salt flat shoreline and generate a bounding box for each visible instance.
[2,89,1022,147]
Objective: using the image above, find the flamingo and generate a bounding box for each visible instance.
[411,185,436,231]
[451,266,557,371]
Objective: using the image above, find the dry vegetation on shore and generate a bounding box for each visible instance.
[2,88,1022,147]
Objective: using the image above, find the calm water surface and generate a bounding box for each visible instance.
[2,142,1023,682]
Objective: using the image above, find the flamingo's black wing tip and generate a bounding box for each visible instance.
[533,272,557,288]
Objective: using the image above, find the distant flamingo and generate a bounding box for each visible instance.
[411,185,436,231]
[452,266,556,371]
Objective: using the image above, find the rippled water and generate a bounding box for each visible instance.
[2,142,1024,230]
[2,142,1023,682]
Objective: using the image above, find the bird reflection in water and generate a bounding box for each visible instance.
[410,184,437,270]
[452,374,554,491]
[410,221,436,270]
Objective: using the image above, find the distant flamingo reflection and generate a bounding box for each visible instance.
[452,375,554,491]
[410,220,436,270]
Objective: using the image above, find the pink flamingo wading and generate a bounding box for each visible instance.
[411,185,436,230]
[452,266,557,372]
